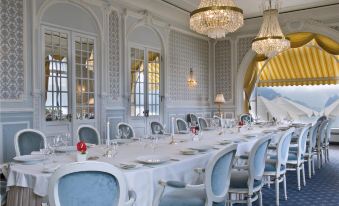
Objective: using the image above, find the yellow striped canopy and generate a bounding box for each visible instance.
[242,32,339,112]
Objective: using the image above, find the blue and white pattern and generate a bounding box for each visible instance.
[0,0,24,100]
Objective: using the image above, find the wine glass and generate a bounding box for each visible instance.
[154,125,161,137]
[150,136,159,152]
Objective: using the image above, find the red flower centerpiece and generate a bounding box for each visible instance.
[77,141,87,154]
[76,141,87,161]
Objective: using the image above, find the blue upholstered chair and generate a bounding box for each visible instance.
[116,123,135,139]
[316,119,329,168]
[287,125,310,190]
[150,121,166,135]
[48,161,136,206]
[239,114,253,125]
[77,125,100,145]
[157,144,237,206]
[264,128,295,206]
[228,135,271,206]
[305,121,321,178]
[187,113,199,125]
[324,118,334,163]
[198,117,209,131]
[176,118,189,134]
[14,129,47,156]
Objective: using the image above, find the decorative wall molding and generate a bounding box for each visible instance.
[237,36,254,69]
[0,0,24,101]
[108,10,120,101]
[215,39,233,103]
[168,30,209,103]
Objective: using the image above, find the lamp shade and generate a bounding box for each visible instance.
[214,94,226,103]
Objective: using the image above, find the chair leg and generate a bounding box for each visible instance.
[259,190,263,206]
[267,176,271,188]
[312,156,315,175]
[275,178,279,206]
[302,164,306,186]
[308,157,312,179]
[297,167,301,191]
[327,147,330,162]
[283,174,287,200]
[247,195,252,206]
[317,151,321,169]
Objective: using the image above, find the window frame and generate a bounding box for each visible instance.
[128,43,161,118]
[41,25,97,125]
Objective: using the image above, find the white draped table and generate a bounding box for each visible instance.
[6,126,283,206]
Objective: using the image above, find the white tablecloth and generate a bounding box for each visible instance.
[7,126,282,206]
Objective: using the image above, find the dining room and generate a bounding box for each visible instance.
[1,0,339,205]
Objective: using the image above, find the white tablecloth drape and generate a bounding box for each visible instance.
[7,127,283,206]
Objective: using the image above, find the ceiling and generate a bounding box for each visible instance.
[161,0,339,18]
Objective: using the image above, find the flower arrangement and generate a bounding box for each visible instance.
[77,141,87,154]
[76,141,87,162]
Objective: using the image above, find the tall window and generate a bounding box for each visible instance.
[44,28,95,121]
[44,30,69,121]
[130,47,160,116]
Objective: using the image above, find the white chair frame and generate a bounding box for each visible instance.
[198,117,209,131]
[116,122,136,139]
[264,128,295,206]
[14,129,47,156]
[175,118,189,134]
[324,119,334,163]
[77,125,101,144]
[228,135,272,206]
[316,120,328,169]
[48,161,135,206]
[286,125,310,191]
[305,122,320,178]
[156,144,237,206]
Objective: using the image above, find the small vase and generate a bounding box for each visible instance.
[76,152,87,162]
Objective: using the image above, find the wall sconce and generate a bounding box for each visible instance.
[187,68,197,87]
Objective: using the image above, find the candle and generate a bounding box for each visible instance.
[106,121,110,146]
[171,117,175,135]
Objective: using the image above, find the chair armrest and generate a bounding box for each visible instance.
[125,190,136,206]
[194,168,205,174]
[159,180,187,188]
[290,144,298,147]
[186,184,205,189]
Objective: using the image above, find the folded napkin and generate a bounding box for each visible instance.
[42,163,60,173]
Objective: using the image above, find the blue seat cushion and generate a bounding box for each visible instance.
[288,153,303,161]
[264,162,286,172]
[229,170,261,189]
[159,188,224,206]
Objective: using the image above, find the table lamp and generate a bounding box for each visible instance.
[214,94,225,116]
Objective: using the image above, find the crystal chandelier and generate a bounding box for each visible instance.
[252,0,290,57]
[190,0,244,39]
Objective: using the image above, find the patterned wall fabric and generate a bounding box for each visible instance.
[0,0,24,100]
[237,36,254,68]
[109,10,120,100]
[215,40,232,102]
[169,30,209,102]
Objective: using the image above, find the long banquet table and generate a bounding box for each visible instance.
[6,126,284,206]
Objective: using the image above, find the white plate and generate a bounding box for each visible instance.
[136,155,169,164]
[180,149,198,155]
[190,145,213,152]
[219,140,232,145]
[55,146,77,153]
[14,155,46,163]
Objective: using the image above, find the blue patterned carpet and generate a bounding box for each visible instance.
[252,146,339,206]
